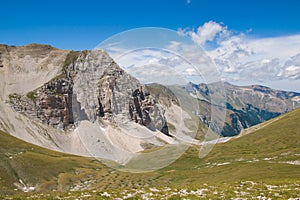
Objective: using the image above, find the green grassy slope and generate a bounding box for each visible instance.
[0,108,299,197]
[163,107,300,183]
[0,130,103,194]
[208,106,300,163]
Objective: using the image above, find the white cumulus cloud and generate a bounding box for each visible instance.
[179,21,300,91]
[180,21,228,46]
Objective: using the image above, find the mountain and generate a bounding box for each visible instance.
[0,107,299,198]
[0,43,299,165]
[0,44,197,165]
[185,82,300,136]
[8,50,168,133]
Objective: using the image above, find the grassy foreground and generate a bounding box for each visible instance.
[0,108,299,198]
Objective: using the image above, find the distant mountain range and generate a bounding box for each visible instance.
[185,82,300,136]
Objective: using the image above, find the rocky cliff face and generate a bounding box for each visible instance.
[0,44,190,163]
[8,49,169,135]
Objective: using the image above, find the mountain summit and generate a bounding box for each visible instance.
[0,44,186,164]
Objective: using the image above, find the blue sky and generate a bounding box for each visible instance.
[1,0,300,50]
[1,0,300,92]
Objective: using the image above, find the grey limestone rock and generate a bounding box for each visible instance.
[9,49,169,134]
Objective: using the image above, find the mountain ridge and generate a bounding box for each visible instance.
[186,81,300,136]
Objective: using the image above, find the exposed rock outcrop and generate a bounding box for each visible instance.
[8,49,169,134]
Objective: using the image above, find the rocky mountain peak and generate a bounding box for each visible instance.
[8,49,169,134]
